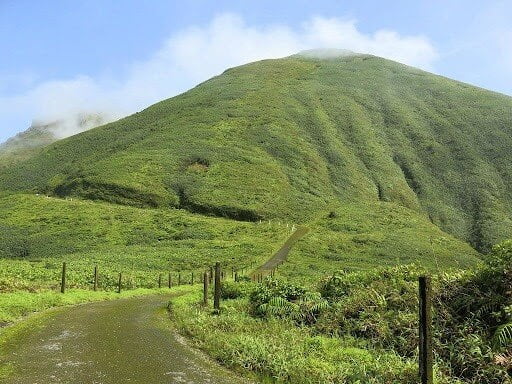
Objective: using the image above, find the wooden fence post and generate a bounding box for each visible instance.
[203,271,209,306]
[209,266,213,285]
[118,273,122,293]
[168,272,172,288]
[158,273,162,288]
[214,262,221,312]
[93,265,98,291]
[419,276,433,384]
[60,262,66,293]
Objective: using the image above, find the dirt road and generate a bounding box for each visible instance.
[0,294,249,384]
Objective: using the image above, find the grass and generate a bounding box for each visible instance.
[169,242,512,383]
[170,289,419,384]
[0,193,480,293]
[281,201,481,283]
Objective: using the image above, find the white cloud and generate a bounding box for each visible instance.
[303,17,438,69]
[0,13,438,142]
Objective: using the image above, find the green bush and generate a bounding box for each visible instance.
[249,278,329,325]
[220,281,252,300]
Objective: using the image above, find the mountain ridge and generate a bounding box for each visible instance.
[0,113,107,165]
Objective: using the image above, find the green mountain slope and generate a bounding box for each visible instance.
[0,123,56,165]
[0,193,480,290]
[0,113,105,166]
[1,52,511,254]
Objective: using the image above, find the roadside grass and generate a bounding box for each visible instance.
[0,286,193,324]
[169,242,512,384]
[170,289,418,384]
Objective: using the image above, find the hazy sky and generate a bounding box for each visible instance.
[1,0,511,142]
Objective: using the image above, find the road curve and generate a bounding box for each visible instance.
[0,294,250,384]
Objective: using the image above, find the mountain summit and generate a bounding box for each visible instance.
[1,53,511,252]
[0,113,106,164]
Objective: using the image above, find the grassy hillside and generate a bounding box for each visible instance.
[0,53,511,252]
[0,193,480,295]
[0,193,292,291]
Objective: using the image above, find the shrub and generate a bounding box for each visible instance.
[249,278,328,325]
[220,281,252,300]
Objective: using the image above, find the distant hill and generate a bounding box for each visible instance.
[1,51,511,254]
[0,113,106,165]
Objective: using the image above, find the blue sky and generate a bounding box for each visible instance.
[1,0,512,142]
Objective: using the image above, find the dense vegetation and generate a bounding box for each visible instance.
[1,53,512,251]
[0,193,479,297]
[172,241,512,383]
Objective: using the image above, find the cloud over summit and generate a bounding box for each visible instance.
[0,13,438,142]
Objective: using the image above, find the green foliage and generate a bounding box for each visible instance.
[0,225,30,258]
[220,281,252,300]
[310,242,512,383]
[0,194,291,292]
[171,290,419,384]
[493,322,512,348]
[315,266,422,357]
[171,243,512,383]
[249,279,329,325]
[250,278,307,310]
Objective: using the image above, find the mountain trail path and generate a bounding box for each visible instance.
[252,226,309,276]
[0,294,251,384]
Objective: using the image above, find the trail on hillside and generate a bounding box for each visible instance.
[0,295,250,384]
[252,226,309,275]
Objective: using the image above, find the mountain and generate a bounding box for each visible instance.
[1,51,511,259]
[0,113,106,165]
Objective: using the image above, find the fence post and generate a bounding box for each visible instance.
[93,265,98,291]
[191,272,194,285]
[118,273,122,293]
[168,272,172,288]
[419,276,433,384]
[209,266,213,285]
[203,271,209,306]
[158,274,162,288]
[214,262,221,312]
[60,262,66,293]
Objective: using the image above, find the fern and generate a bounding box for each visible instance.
[493,323,512,348]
